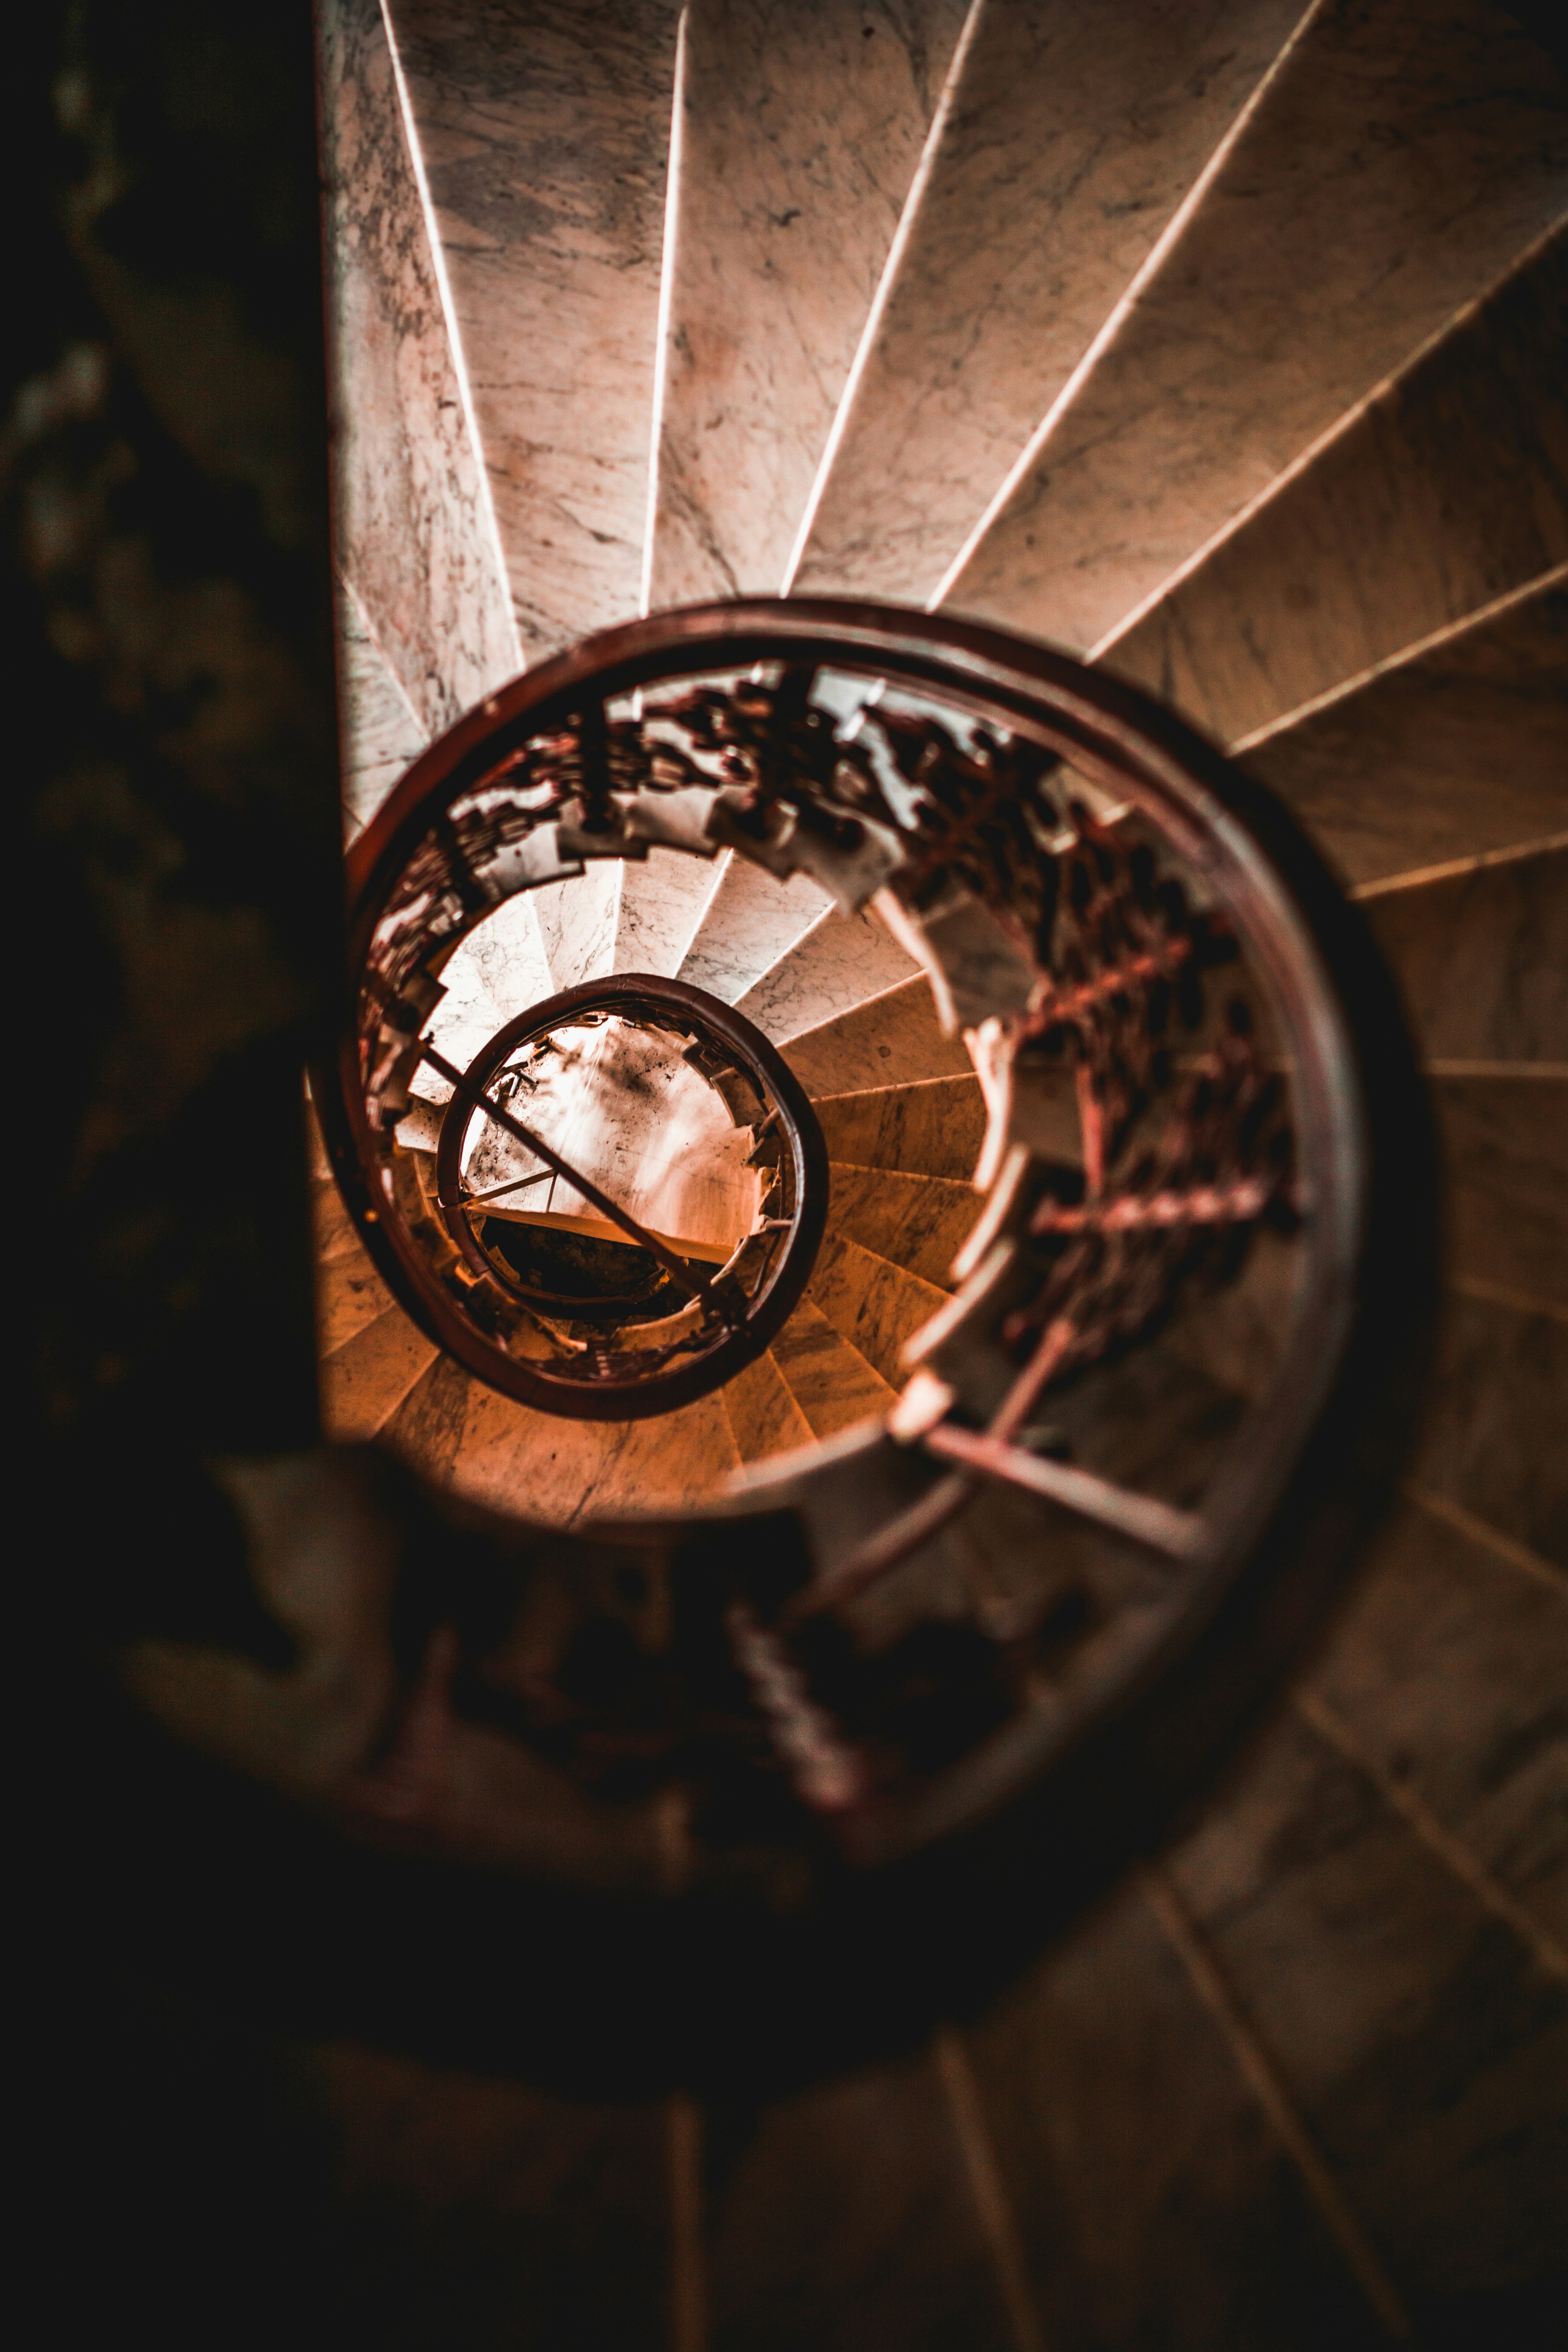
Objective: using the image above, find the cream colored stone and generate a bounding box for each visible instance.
[782,973,971,1096]
[675,854,833,1004]
[733,906,918,1044]
[788,0,1301,604]
[942,0,1568,650]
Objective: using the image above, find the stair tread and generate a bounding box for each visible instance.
[1361,841,1567,1067]
[612,848,723,982]
[720,1346,817,1467]
[443,1381,742,1526]
[1305,1487,1568,1939]
[815,1073,987,1180]
[1242,575,1568,889]
[806,1228,948,1393]
[383,0,679,660]
[942,2,1568,652]
[648,0,966,607]
[316,1248,398,1359]
[827,1160,979,1292]
[769,1295,896,1438]
[676,852,832,1004]
[790,0,1300,604]
[783,973,971,1099]
[333,583,429,842]
[320,0,519,742]
[1408,1287,1566,1568]
[1105,225,1568,745]
[706,2042,1016,2352]
[734,903,919,1045]
[320,1297,440,1442]
[1432,1074,1568,1310]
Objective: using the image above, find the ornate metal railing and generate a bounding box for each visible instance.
[313,599,1428,1886]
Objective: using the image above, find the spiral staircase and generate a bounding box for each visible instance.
[278,2,1566,2343]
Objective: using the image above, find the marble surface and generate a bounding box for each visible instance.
[1307,1488,1568,1936]
[675,853,832,1003]
[1162,1702,1566,2304]
[720,1345,816,1465]
[611,848,722,979]
[963,1875,1381,2351]
[733,904,918,1044]
[1241,576,1568,888]
[827,1161,978,1289]
[942,0,1568,652]
[424,891,555,1078]
[788,0,1301,604]
[316,1241,397,1359]
[334,583,430,840]
[441,1376,742,1526]
[707,2043,1015,2352]
[385,0,681,658]
[769,1294,895,1437]
[319,0,520,735]
[1410,1288,1566,1564]
[319,1296,440,1440]
[783,971,973,1097]
[1362,844,1568,1067]
[646,0,966,608]
[815,1073,987,1179]
[1433,1076,1568,1308]
[807,1228,947,1388]
[1104,225,1568,744]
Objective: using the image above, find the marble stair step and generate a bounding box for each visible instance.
[733,904,919,1046]
[333,584,429,843]
[1358,841,1567,1072]
[704,2043,1017,2352]
[815,1073,988,1181]
[806,1229,949,1392]
[383,0,679,661]
[959,1873,1382,2350]
[1238,573,1568,890]
[309,1173,363,1267]
[1153,1684,1566,2306]
[827,1160,980,1293]
[1103,223,1568,746]
[781,973,972,1099]
[720,1346,816,1468]
[1408,1286,1565,1570]
[435,1379,742,1526]
[939,2,1568,653]
[675,853,833,1004]
[316,1242,398,1360]
[318,0,520,748]
[611,848,724,983]
[1303,1487,1568,1947]
[647,0,966,608]
[1432,1076,1568,1311]
[768,1296,896,1441]
[320,1298,441,1443]
[787,0,1301,605]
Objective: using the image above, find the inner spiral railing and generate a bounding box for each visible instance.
[316,597,1425,1882]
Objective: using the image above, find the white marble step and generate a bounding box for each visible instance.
[785,0,1301,604]
[1356,842,1568,1073]
[612,850,722,982]
[645,0,966,609]
[318,0,519,740]
[939,0,1568,653]
[1239,564,1568,891]
[782,971,972,1098]
[1103,223,1568,746]
[732,906,919,1045]
[674,852,833,1003]
[334,581,428,843]
[383,0,681,661]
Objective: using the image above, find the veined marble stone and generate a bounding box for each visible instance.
[612,848,723,980]
[807,1228,948,1389]
[940,0,1568,652]
[732,905,918,1045]
[385,0,681,658]
[320,1298,440,1442]
[646,0,966,609]
[721,1347,817,1464]
[334,582,429,840]
[1104,225,1568,744]
[1240,570,1568,890]
[318,0,520,734]
[675,853,833,1002]
[423,892,556,1088]
[813,1074,988,1180]
[786,0,1301,605]
[768,1296,897,1437]
[1359,844,1568,1069]
[828,1161,978,1290]
[783,971,973,1096]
